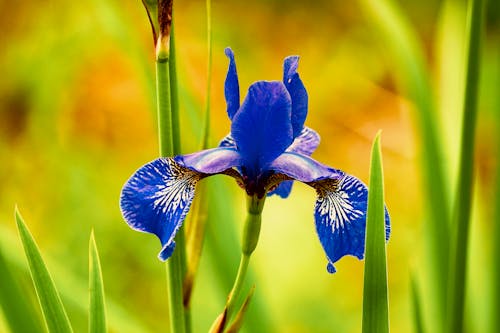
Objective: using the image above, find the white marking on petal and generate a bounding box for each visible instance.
[314,175,365,233]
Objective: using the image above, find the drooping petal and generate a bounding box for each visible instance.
[231,81,293,175]
[283,56,308,138]
[224,47,240,120]
[174,147,241,174]
[310,174,391,273]
[267,127,320,198]
[120,158,202,261]
[268,152,340,184]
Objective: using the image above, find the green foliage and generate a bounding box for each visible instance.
[0,242,45,333]
[89,232,107,333]
[15,208,73,333]
[446,0,484,332]
[362,133,389,333]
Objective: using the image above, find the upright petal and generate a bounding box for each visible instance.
[267,127,320,198]
[120,158,202,261]
[311,174,391,273]
[283,56,308,138]
[231,81,293,174]
[218,133,236,149]
[224,47,240,120]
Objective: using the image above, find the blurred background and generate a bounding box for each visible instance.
[0,0,498,332]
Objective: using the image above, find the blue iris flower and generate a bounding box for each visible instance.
[120,47,390,273]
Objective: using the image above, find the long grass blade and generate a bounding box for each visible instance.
[446,0,484,332]
[491,35,500,333]
[0,224,150,333]
[410,274,425,333]
[0,242,45,333]
[15,207,73,333]
[89,231,107,333]
[362,132,389,333]
[359,0,450,326]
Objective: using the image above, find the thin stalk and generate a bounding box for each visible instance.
[446,0,484,332]
[225,255,251,318]
[169,23,181,156]
[492,39,500,333]
[156,35,186,333]
[215,196,264,331]
[167,20,190,332]
[202,0,213,149]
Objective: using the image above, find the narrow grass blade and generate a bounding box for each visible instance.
[89,231,107,333]
[359,0,451,324]
[15,207,73,333]
[0,243,45,333]
[410,274,425,333]
[362,132,389,333]
[446,0,484,332]
[491,37,500,333]
[226,286,256,333]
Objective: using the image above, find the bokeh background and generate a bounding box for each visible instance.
[0,0,499,332]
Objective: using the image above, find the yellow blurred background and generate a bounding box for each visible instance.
[0,0,498,332]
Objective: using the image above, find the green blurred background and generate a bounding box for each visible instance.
[0,0,498,332]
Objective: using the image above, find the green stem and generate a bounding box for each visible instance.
[156,39,186,333]
[169,23,181,156]
[226,255,251,318]
[447,0,484,332]
[156,44,174,157]
[225,196,265,324]
[167,20,191,332]
[202,0,212,149]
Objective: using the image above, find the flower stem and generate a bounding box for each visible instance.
[225,254,250,318]
[225,196,265,322]
[156,36,187,333]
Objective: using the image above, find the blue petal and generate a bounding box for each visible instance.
[269,152,340,183]
[120,158,202,261]
[283,56,308,138]
[218,133,236,149]
[267,127,320,198]
[231,81,293,175]
[267,180,293,198]
[174,147,241,174]
[224,47,240,120]
[311,174,391,273]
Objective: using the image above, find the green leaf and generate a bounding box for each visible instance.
[362,132,389,333]
[359,0,451,325]
[410,274,425,333]
[0,242,45,333]
[15,207,73,333]
[89,231,107,333]
[446,0,484,332]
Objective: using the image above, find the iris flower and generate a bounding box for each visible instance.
[120,48,390,273]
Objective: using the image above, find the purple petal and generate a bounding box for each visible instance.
[310,174,391,273]
[269,152,341,183]
[218,133,236,149]
[268,127,320,198]
[283,56,308,138]
[174,147,242,174]
[224,47,240,120]
[286,127,320,155]
[231,81,293,174]
[120,158,202,261]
